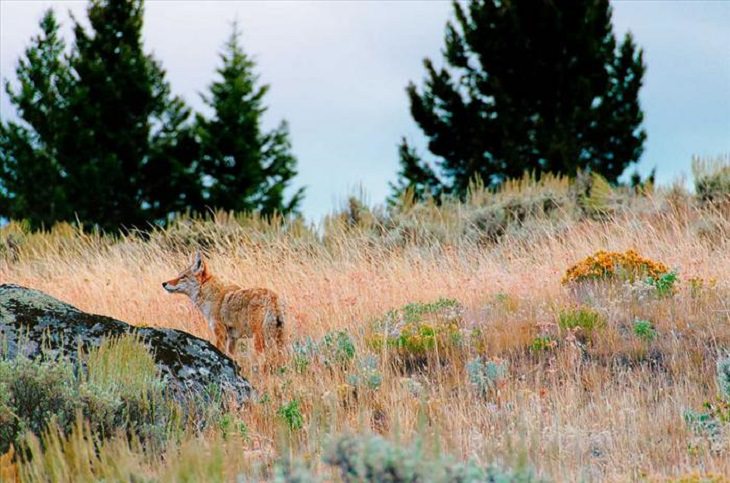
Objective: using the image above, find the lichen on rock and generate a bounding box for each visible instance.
[0,284,253,403]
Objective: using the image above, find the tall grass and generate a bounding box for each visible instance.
[3,174,730,480]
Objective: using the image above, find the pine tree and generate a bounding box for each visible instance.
[394,0,646,199]
[196,23,303,215]
[2,1,303,229]
[66,0,199,229]
[388,139,442,203]
[142,89,204,223]
[0,10,72,227]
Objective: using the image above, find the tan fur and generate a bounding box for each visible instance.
[162,252,285,357]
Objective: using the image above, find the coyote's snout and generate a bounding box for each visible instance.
[163,252,285,356]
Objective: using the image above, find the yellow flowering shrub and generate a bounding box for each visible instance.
[562,249,669,285]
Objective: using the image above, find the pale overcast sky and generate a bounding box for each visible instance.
[1,1,729,221]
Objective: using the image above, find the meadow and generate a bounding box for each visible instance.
[3,165,730,481]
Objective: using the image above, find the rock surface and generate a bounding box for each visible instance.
[0,284,253,403]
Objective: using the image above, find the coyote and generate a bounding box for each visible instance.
[162,252,285,356]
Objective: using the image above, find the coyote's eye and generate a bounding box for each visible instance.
[164,276,182,287]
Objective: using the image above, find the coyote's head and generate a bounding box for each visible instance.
[162,251,210,296]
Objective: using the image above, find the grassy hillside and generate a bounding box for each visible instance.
[3,171,730,481]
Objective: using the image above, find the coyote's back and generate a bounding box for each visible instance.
[217,286,285,353]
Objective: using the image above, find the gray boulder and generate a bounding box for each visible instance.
[0,284,253,403]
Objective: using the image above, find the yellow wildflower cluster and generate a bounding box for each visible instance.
[562,249,669,285]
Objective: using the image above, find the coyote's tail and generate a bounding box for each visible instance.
[274,297,286,347]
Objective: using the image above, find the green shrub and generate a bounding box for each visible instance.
[646,271,678,297]
[82,335,180,449]
[682,356,730,452]
[0,335,183,453]
[633,319,657,343]
[557,307,606,334]
[466,357,508,398]
[291,330,357,372]
[292,336,318,372]
[320,330,356,367]
[274,458,320,483]
[692,156,730,203]
[684,408,722,443]
[217,413,249,441]
[324,433,542,483]
[529,336,556,353]
[278,400,304,431]
[367,298,464,367]
[0,354,78,453]
[717,356,730,402]
[683,400,730,453]
[346,355,383,391]
[400,377,426,398]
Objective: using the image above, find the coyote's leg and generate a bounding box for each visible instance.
[213,321,229,355]
[253,330,265,353]
[250,310,266,353]
[227,337,236,356]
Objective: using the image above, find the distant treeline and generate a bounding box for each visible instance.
[0,0,647,230]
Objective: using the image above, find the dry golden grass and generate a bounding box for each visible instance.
[4,185,730,481]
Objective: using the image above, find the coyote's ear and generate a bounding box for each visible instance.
[192,251,205,274]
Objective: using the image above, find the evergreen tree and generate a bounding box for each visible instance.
[196,23,303,215]
[141,88,203,223]
[395,0,646,199]
[388,138,442,203]
[66,0,199,229]
[0,10,72,227]
[2,1,303,229]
